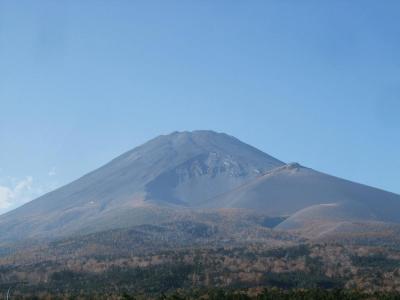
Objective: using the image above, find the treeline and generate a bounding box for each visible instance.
[4,243,400,298]
[13,288,400,300]
[154,289,400,300]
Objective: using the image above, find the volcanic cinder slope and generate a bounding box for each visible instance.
[0,131,283,242]
[0,130,399,243]
[211,163,400,238]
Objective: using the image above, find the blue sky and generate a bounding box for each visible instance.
[0,1,399,214]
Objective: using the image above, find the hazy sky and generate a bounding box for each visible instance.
[0,1,399,214]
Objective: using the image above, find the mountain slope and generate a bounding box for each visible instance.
[212,163,400,218]
[0,130,284,242]
[1,130,399,243]
[212,163,400,236]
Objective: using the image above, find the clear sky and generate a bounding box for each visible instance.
[0,0,399,214]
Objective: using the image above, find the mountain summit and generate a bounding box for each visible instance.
[0,131,283,241]
[1,130,399,243]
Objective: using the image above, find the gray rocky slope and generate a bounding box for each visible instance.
[0,130,399,242]
[211,163,400,235]
[0,131,283,241]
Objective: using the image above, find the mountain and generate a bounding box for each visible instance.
[0,130,283,242]
[0,130,399,243]
[212,163,400,222]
